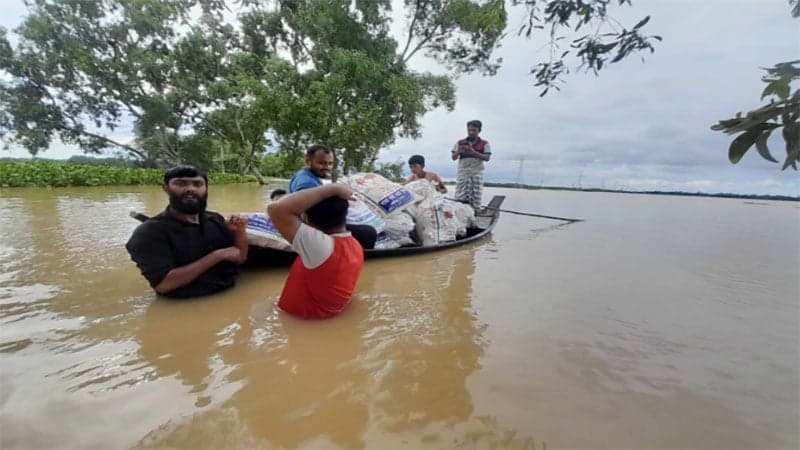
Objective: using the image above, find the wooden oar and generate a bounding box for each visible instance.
[129,211,149,222]
[446,198,583,223]
[483,206,583,223]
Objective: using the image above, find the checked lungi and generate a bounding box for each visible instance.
[455,158,485,210]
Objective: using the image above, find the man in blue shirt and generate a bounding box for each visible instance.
[287,144,376,249]
[288,144,332,193]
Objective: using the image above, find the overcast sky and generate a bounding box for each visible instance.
[2,0,798,195]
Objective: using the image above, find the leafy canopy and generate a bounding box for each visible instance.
[710,0,799,172]
[0,0,663,176]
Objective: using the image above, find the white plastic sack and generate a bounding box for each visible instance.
[444,199,476,236]
[407,198,459,246]
[343,173,416,217]
[383,211,415,246]
[346,197,386,234]
[374,232,401,249]
[404,179,466,244]
[245,213,292,251]
[404,179,437,203]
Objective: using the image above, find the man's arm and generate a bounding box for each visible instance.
[155,214,247,294]
[463,146,491,161]
[224,215,249,264]
[127,223,244,296]
[153,248,240,294]
[433,174,447,193]
[451,143,463,161]
[267,184,354,243]
[477,142,492,161]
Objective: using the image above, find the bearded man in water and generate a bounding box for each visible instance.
[126,166,248,298]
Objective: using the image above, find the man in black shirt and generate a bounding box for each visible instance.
[126,166,249,298]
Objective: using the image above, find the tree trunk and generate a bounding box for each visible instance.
[246,160,267,185]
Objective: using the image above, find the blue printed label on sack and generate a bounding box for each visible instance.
[246,214,279,234]
[378,189,413,214]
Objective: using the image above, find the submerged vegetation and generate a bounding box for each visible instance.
[0,161,257,188]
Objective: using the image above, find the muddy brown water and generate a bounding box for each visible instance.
[1,185,798,449]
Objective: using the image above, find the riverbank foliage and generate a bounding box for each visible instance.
[0,161,257,188]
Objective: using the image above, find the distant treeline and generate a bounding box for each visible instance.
[3,158,795,200]
[2,155,142,167]
[482,182,800,202]
[0,160,258,188]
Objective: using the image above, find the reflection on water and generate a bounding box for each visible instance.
[129,250,490,450]
[0,185,797,450]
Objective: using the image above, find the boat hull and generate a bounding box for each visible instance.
[132,195,505,268]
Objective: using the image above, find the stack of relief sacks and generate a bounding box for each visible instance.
[240,173,476,252]
[342,173,476,249]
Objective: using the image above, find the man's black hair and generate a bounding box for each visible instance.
[408,155,425,166]
[467,120,482,131]
[163,166,208,184]
[270,188,286,200]
[306,196,348,232]
[306,144,332,159]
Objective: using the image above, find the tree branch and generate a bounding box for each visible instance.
[399,1,422,62]
[56,125,147,159]
[402,17,440,65]
[402,30,435,64]
[234,110,249,147]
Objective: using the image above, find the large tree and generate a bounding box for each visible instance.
[0,0,500,173]
[233,0,498,175]
[0,0,235,164]
[0,0,661,174]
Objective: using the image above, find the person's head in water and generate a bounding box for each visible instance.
[163,166,208,215]
[270,189,286,201]
[306,144,334,179]
[305,196,348,233]
[466,120,482,142]
[408,155,426,178]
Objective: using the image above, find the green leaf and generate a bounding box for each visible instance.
[774,81,791,100]
[760,83,776,100]
[754,130,779,163]
[728,129,760,164]
[633,16,650,30]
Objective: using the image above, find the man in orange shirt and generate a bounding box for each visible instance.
[267,184,364,319]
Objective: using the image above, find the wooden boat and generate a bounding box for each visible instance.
[130,195,505,267]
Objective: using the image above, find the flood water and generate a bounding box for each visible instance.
[0,184,798,450]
